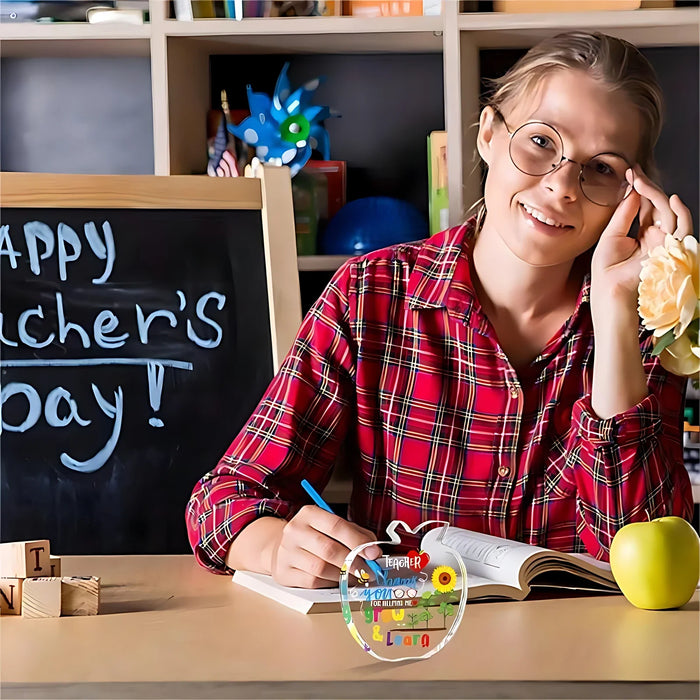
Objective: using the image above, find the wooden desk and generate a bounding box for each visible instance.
[1,556,698,700]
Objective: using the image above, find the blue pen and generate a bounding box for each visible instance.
[300,478,384,579]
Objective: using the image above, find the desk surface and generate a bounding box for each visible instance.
[1,555,698,700]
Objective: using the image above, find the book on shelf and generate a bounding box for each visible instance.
[268,1,342,15]
[292,160,347,256]
[216,1,342,19]
[303,159,347,230]
[427,130,449,235]
[232,525,619,614]
[173,0,217,20]
[222,0,241,18]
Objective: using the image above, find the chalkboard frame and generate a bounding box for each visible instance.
[0,167,302,371]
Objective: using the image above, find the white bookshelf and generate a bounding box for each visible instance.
[160,14,443,51]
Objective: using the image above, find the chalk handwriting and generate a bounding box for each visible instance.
[1,290,224,351]
[0,218,228,473]
[0,220,115,283]
[1,381,123,473]
[147,362,165,428]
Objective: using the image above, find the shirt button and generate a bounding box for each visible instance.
[509,385,519,398]
[498,466,511,478]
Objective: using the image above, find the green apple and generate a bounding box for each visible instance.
[610,516,700,610]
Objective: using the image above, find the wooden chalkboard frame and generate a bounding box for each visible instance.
[0,166,302,371]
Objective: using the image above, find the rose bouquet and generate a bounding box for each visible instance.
[638,234,699,382]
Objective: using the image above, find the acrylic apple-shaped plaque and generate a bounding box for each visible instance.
[339,520,467,662]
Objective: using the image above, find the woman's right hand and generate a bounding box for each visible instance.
[270,505,382,588]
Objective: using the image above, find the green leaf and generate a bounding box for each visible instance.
[652,329,677,356]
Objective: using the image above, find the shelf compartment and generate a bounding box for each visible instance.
[457,8,700,47]
[0,22,151,57]
[161,15,444,53]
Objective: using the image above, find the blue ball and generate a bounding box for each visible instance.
[319,197,429,256]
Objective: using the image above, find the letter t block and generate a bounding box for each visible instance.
[0,540,51,578]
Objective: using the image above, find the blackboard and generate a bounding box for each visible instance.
[0,170,301,555]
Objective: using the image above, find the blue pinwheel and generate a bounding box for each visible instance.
[228,62,338,176]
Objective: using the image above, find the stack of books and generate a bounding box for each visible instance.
[173,0,342,20]
[172,0,446,20]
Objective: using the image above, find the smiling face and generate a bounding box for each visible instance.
[476,69,643,268]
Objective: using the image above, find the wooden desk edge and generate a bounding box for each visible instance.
[1,680,698,700]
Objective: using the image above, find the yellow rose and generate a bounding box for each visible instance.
[638,234,699,338]
[658,333,700,379]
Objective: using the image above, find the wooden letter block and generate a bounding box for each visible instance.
[0,540,51,578]
[49,555,62,578]
[22,577,61,618]
[61,576,100,616]
[0,578,23,615]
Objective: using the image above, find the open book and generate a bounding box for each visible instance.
[232,525,619,614]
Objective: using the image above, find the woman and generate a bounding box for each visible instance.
[187,30,694,587]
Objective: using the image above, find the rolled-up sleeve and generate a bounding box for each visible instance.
[569,348,693,561]
[186,262,358,573]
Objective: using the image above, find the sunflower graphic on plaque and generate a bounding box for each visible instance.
[339,520,467,661]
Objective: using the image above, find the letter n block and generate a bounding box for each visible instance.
[0,540,51,578]
[22,577,61,618]
[0,578,23,615]
[49,556,62,578]
[61,576,100,616]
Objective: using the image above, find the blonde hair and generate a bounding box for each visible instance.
[467,31,665,231]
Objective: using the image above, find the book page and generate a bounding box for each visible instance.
[525,551,616,587]
[566,552,613,575]
[422,526,549,590]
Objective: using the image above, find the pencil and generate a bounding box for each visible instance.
[300,478,383,579]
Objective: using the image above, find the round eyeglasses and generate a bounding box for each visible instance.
[493,108,635,207]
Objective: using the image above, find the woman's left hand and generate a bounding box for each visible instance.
[591,164,694,305]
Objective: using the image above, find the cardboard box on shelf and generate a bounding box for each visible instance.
[345,1,423,17]
[492,1,675,11]
[493,1,650,11]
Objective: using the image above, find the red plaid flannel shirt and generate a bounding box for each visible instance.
[186,220,693,574]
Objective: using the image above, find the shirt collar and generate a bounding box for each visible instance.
[406,219,477,314]
[406,217,592,329]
